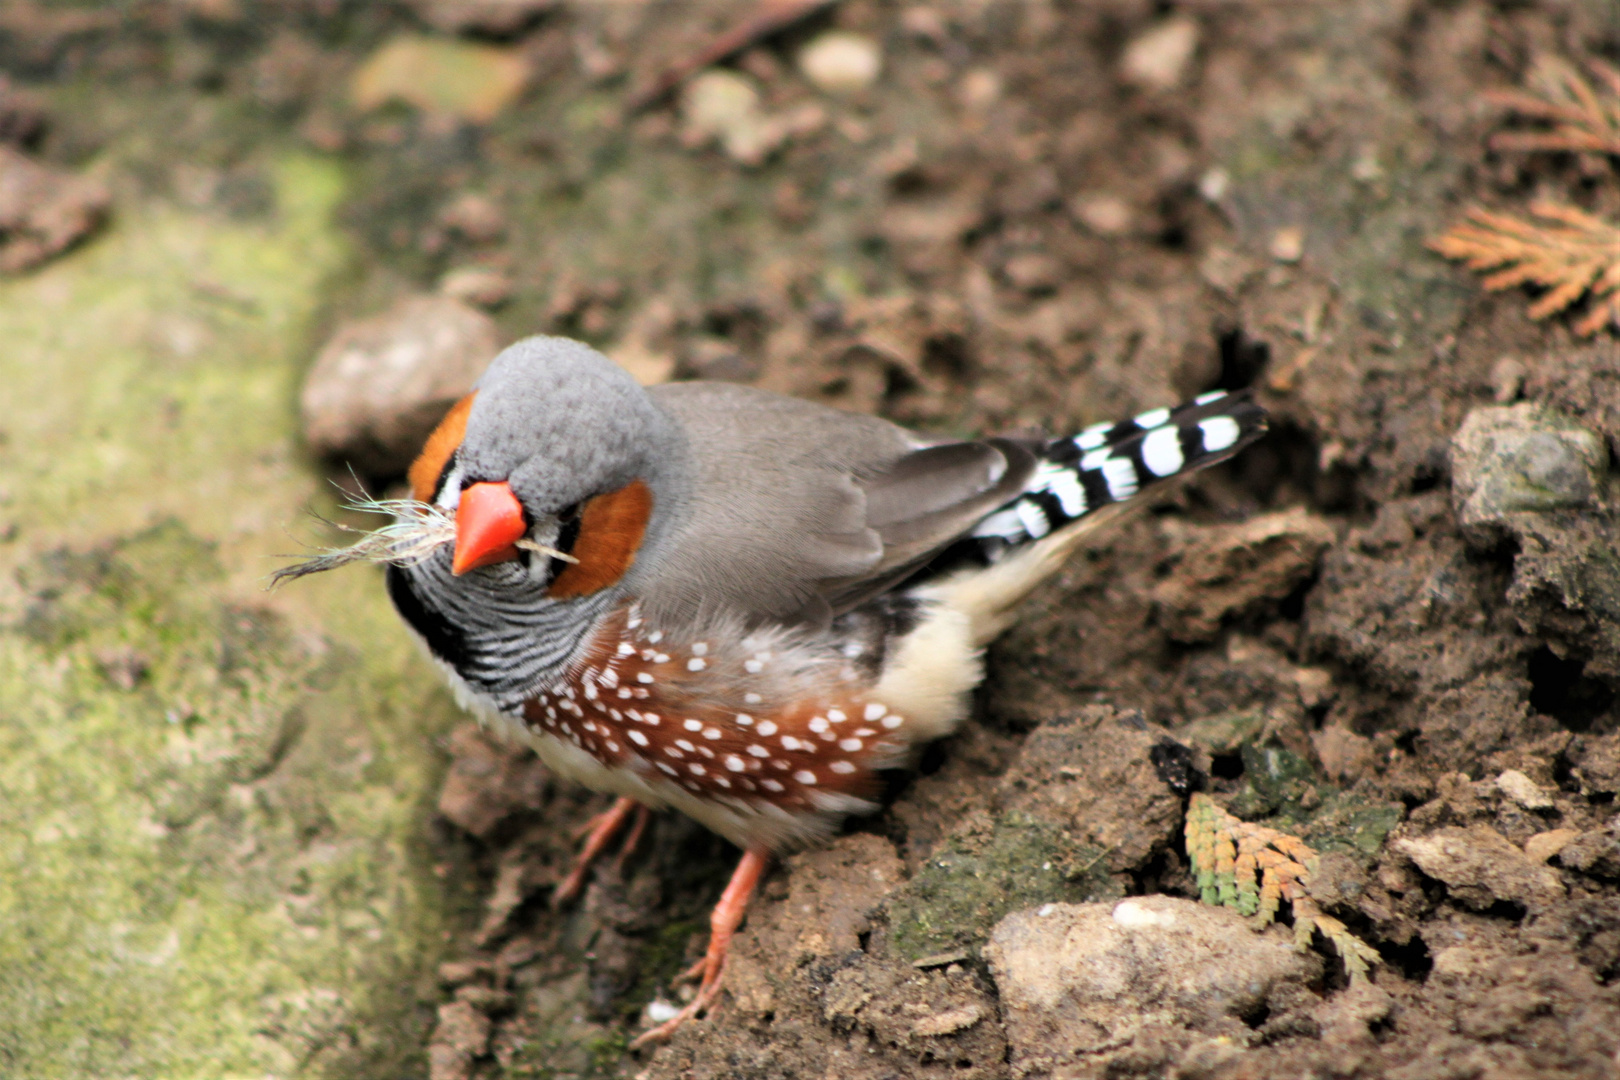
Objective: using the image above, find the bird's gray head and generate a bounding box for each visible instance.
[400,335,687,584]
[459,336,678,516]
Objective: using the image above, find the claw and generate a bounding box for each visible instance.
[629,848,769,1049]
[554,796,642,909]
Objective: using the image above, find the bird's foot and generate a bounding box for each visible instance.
[629,848,768,1049]
[553,796,649,908]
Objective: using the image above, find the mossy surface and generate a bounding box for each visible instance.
[886,815,1120,962]
[0,151,466,1078]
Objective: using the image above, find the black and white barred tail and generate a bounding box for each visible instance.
[965,390,1267,560]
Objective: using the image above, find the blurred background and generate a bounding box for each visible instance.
[2,1,1619,1077]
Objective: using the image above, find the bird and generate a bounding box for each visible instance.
[280,335,1266,1047]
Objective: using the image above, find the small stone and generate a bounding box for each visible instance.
[1524,828,1580,864]
[1490,356,1526,403]
[1559,830,1620,879]
[909,1002,984,1038]
[351,35,530,124]
[1121,15,1200,91]
[1197,166,1230,203]
[1001,251,1064,294]
[1495,769,1554,811]
[797,31,883,95]
[0,146,110,273]
[301,294,501,474]
[437,193,506,243]
[1395,825,1565,911]
[439,265,512,309]
[1268,225,1305,263]
[957,68,1002,113]
[1450,403,1607,533]
[681,69,777,166]
[1068,193,1132,236]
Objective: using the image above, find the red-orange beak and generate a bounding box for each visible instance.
[452,481,527,576]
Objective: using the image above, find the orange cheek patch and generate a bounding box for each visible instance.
[547,479,654,599]
[408,393,477,503]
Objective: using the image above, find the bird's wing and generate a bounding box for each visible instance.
[638,382,1034,628]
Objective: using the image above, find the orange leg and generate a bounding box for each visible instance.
[553,796,641,908]
[629,848,769,1049]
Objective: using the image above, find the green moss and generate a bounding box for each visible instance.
[0,150,465,1077]
[887,815,1120,961]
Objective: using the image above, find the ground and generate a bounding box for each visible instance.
[2,1,1620,1078]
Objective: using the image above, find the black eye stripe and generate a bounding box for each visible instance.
[431,450,459,503]
[549,511,583,577]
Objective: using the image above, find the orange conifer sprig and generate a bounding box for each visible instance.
[1486,55,1620,159]
[1428,201,1620,337]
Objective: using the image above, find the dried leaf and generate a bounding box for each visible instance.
[1429,201,1620,337]
[1485,54,1620,159]
[1185,793,1380,982]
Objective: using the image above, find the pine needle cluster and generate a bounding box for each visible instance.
[1430,55,1620,337]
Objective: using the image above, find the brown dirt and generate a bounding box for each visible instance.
[19,0,1620,1075]
[412,2,1620,1077]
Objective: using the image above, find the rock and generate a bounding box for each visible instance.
[1568,734,1620,796]
[0,146,110,273]
[437,192,507,244]
[1001,251,1063,295]
[1395,825,1565,911]
[405,0,557,36]
[300,294,501,475]
[439,265,513,309]
[680,69,773,166]
[1524,828,1580,864]
[351,35,530,124]
[797,31,883,95]
[1153,507,1337,641]
[1450,403,1607,534]
[888,707,1183,961]
[986,897,1314,1077]
[1068,192,1133,236]
[957,68,1002,113]
[1268,224,1306,263]
[998,707,1188,875]
[1560,830,1620,880]
[1494,769,1553,811]
[1120,15,1200,91]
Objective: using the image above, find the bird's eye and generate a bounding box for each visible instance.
[553,506,582,563]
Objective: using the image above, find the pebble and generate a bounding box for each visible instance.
[681,69,772,166]
[0,146,110,273]
[350,35,530,125]
[1495,769,1554,811]
[1069,193,1132,236]
[300,294,501,474]
[797,31,883,95]
[1121,15,1200,91]
[1450,403,1607,533]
